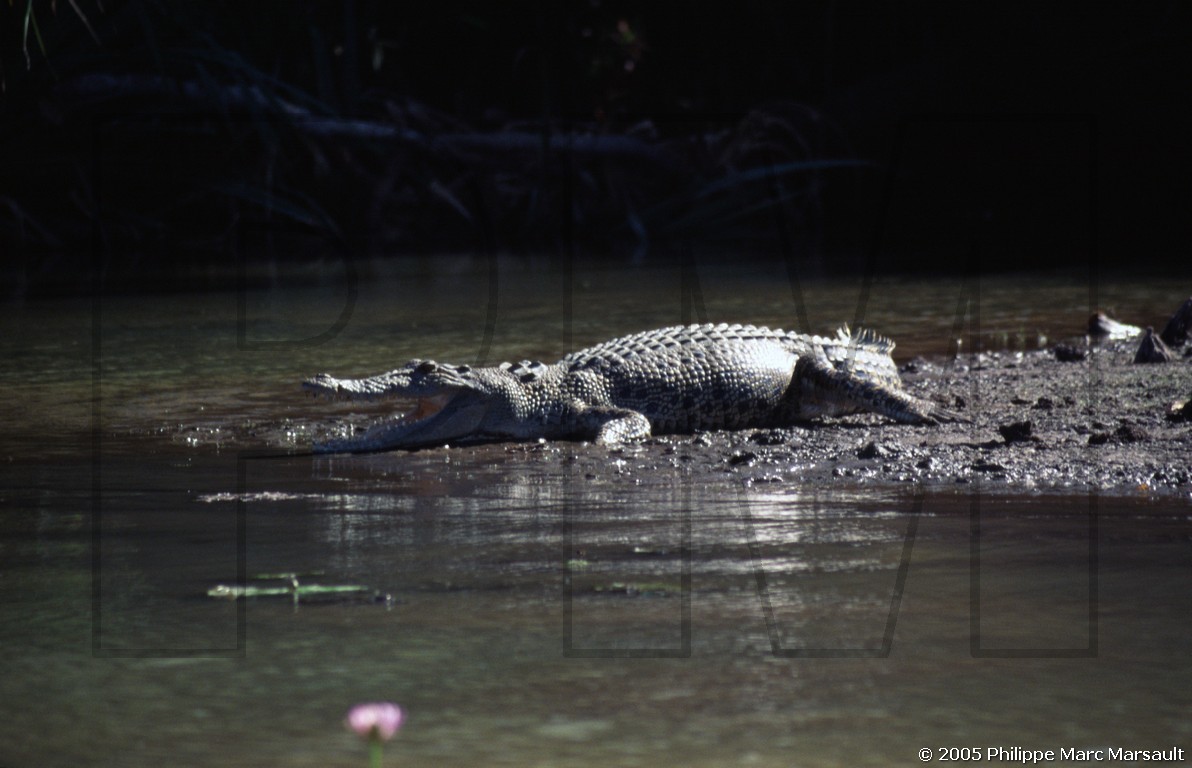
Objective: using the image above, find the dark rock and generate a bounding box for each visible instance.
[1115,424,1149,442]
[1032,397,1054,410]
[1054,343,1088,362]
[1133,327,1173,364]
[1090,424,1150,444]
[1159,297,1192,347]
[856,441,893,460]
[998,421,1036,443]
[749,429,788,446]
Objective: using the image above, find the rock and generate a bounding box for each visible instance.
[749,429,788,446]
[998,421,1036,444]
[1054,343,1087,362]
[1133,327,1173,364]
[1159,297,1192,347]
[856,441,893,460]
[1088,424,1149,445]
[1115,424,1149,442]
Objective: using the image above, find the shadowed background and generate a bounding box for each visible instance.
[1,1,1189,295]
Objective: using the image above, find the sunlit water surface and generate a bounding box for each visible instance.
[1,260,1189,767]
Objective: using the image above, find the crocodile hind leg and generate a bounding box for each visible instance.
[784,356,964,424]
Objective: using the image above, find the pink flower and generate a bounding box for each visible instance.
[345,702,405,741]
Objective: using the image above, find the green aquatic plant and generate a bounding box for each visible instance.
[346,702,404,768]
[206,572,371,604]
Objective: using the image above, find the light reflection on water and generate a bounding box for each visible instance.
[4,449,1192,766]
[2,262,1191,766]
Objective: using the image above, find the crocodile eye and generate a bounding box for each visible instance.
[415,361,438,374]
[456,365,471,373]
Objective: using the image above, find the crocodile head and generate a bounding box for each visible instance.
[303,360,507,452]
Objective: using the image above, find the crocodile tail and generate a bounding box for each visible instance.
[923,401,971,424]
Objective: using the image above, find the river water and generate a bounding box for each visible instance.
[1,257,1189,767]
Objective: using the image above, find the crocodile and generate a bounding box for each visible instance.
[303,323,962,453]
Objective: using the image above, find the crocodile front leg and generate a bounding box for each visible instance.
[570,405,653,444]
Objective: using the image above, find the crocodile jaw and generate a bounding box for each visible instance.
[304,362,518,451]
[310,390,493,453]
[406,393,453,421]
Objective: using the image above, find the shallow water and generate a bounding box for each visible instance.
[2,258,1190,767]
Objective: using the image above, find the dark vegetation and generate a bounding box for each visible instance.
[2,2,1190,296]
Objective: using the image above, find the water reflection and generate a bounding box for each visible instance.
[4,442,1191,766]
